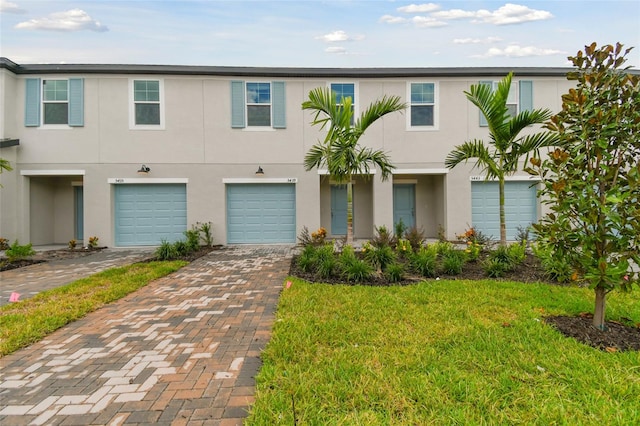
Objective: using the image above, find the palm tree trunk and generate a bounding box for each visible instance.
[346,181,354,245]
[593,287,607,331]
[499,177,507,245]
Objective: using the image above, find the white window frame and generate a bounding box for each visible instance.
[493,81,519,116]
[245,81,273,129]
[407,81,438,131]
[40,78,70,129]
[328,82,358,121]
[128,78,165,130]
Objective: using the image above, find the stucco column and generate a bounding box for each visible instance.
[372,178,393,231]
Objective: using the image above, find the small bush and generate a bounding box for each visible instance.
[184,228,200,252]
[0,237,9,250]
[464,241,482,262]
[197,221,214,247]
[441,250,466,275]
[532,243,573,283]
[342,258,373,283]
[338,245,357,269]
[433,241,455,256]
[483,258,508,278]
[155,240,177,260]
[68,239,77,250]
[515,225,531,247]
[394,219,407,242]
[371,225,395,248]
[507,243,526,265]
[403,226,425,251]
[173,240,190,257]
[297,226,327,247]
[411,246,438,278]
[5,240,36,262]
[385,262,405,283]
[297,245,318,273]
[88,236,99,248]
[489,245,516,272]
[364,244,396,271]
[395,239,413,259]
[317,254,338,279]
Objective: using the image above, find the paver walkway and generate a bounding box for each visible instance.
[0,246,294,425]
[0,249,156,306]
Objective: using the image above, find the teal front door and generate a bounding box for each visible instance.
[74,186,84,241]
[393,184,415,229]
[331,185,348,236]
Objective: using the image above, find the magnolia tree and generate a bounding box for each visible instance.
[529,43,640,330]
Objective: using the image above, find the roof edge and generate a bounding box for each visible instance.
[1,57,578,78]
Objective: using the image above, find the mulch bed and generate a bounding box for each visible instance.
[0,247,107,272]
[289,251,640,352]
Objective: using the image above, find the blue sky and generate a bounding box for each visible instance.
[1,0,639,68]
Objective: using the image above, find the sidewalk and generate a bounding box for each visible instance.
[0,245,294,425]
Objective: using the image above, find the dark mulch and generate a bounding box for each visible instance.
[0,247,107,272]
[289,250,640,352]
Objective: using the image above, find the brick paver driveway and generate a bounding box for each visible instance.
[0,246,293,425]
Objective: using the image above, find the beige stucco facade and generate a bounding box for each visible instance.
[0,59,574,247]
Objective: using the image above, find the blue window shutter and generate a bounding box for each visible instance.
[68,78,84,127]
[479,81,492,127]
[25,78,41,127]
[519,80,533,113]
[272,81,286,129]
[231,80,245,128]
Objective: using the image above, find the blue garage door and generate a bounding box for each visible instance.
[227,184,296,243]
[472,181,537,241]
[114,184,187,246]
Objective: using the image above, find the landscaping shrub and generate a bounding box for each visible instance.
[394,219,407,242]
[155,239,177,260]
[0,237,9,250]
[364,244,396,272]
[441,249,466,275]
[184,228,200,252]
[411,245,438,278]
[532,243,574,283]
[196,221,214,247]
[173,240,190,257]
[464,241,482,262]
[297,244,318,273]
[483,258,508,278]
[342,257,373,283]
[5,240,35,262]
[370,225,395,248]
[88,236,99,248]
[395,238,413,259]
[403,226,425,251]
[385,262,405,283]
[297,226,327,247]
[68,239,77,250]
[317,253,338,279]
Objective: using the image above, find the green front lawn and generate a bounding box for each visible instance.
[247,278,640,425]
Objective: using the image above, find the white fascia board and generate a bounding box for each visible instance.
[108,178,189,184]
[21,169,85,176]
[393,168,449,175]
[223,178,298,184]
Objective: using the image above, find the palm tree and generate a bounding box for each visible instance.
[303,87,406,244]
[0,158,12,188]
[445,72,557,245]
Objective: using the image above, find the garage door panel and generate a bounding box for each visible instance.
[226,184,296,243]
[115,184,187,246]
[472,181,537,241]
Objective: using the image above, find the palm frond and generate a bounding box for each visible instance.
[445,140,501,179]
[354,95,406,134]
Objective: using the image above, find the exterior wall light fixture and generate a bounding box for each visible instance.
[255,166,264,175]
[137,165,151,175]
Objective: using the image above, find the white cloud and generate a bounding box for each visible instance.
[397,3,440,14]
[15,8,109,32]
[325,46,347,54]
[0,0,26,13]
[316,30,363,43]
[454,37,502,44]
[379,14,407,24]
[432,9,477,20]
[473,4,553,25]
[411,16,447,28]
[475,44,565,58]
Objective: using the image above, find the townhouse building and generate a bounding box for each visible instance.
[0,57,574,247]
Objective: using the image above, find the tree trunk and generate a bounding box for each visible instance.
[499,177,507,246]
[346,181,354,245]
[593,287,607,331]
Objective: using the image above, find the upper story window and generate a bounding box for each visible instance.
[43,80,69,124]
[24,78,84,127]
[479,80,533,127]
[330,83,355,124]
[409,82,436,129]
[246,82,271,126]
[231,80,286,129]
[130,79,163,128]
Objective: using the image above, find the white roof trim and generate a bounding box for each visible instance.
[223,178,298,184]
[108,178,189,184]
[21,169,85,176]
[393,168,449,175]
